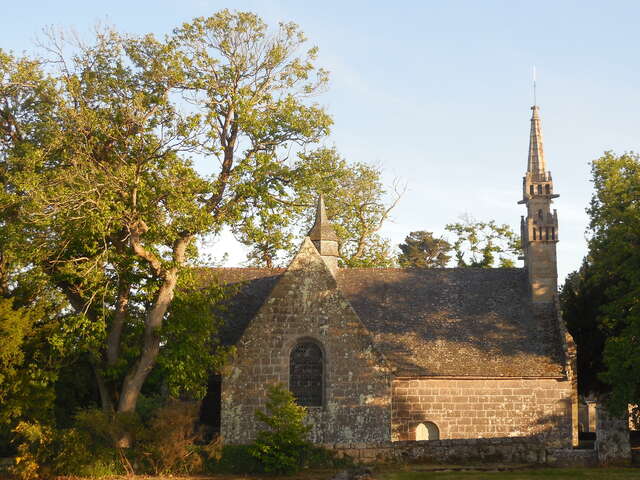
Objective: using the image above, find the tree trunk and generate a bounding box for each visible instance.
[117,268,178,414]
[93,363,115,413]
[106,279,130,366]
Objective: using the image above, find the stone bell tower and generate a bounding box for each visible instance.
[308,194,339,273]
[518,105,559,303]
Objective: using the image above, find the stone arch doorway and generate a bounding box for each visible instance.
[415,421,440,441]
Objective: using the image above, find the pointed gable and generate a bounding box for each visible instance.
[219,238,391,444]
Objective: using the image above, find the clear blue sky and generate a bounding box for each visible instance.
[3,0,639,280]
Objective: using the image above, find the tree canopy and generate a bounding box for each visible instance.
[397,231,451,268]
[561,151,640,414]
[445,215,521,268]
[236,147,402,268]
[396,216,521,269]
[0,10,340,444]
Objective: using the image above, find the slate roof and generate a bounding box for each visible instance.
[199,268,285,346]
[204,267,566,378]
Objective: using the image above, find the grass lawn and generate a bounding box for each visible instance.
[380,466,640,480]
[80,467,640,480]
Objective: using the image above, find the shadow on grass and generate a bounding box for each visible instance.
[379,466,639,480]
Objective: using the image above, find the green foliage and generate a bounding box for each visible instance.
[208,444,263,474]
[9,400,214,478]
[0,292,85,455]
[584,151,640,414]
[397,231,452,268]
[294,148,401,268]
[157,273,235,399]
[0,298,34,405]
[10,421,53,480]
[304,444,354,469]
[10,419,122,479]
[207,442,348,475]
[1,8,333,427]
[250,384,311,475]
[445,215,521,268]
[560,260,609,395]
[238,147,401,268]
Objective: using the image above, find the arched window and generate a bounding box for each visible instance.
[529,184,534,195]
[546,227,550,240]
[290,341,323,407]
[533,228,537,240]
[415,422,440,441]
[545,184,551,194]
[538,209,544,220]
[537,184,543,194]
[552,227,556,240]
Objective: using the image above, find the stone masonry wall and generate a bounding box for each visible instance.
[329,438,597,467]
[221,239,391,445]
[596,402,631,465]
[392,378,573,447]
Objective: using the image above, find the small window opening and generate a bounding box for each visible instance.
[290,341,323,407]
[533,228,537,240]
[546,227,550,240]
[537,185,543,194]
[415,422,440,441]
[545,184,551,194]
[552,227,556,240]
[538,209,543,220]
[529,184,534,195]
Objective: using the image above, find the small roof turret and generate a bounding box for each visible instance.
[307,194,339,273]
[308,194,338,242]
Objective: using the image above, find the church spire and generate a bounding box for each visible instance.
[527,106,547,179]
[518,104,559,304]
[308,194,339,272]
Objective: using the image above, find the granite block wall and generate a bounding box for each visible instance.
[392,378,572,447]
[221,239,391,445]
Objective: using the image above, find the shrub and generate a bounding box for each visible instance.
[9,419,121,479]
[249,384,311,475]
[305,444,354,469]
[207,444,262,474]
[10,421,52,480]
[134,400,204,475]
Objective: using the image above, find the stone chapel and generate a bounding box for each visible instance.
[203,105,579,450]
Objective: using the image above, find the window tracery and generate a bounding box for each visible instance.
[289,341,323,407]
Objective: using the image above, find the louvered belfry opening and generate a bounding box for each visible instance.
[289,341,323,407]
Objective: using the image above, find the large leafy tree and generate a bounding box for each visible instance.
[559,260,609,397]
[397,231,451,268]
[237,147,401,268]
[445,215,521,268]
[0,9,332,440]
[0,49,84,450]
[573,151,640,414]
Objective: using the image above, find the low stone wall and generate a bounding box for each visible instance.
[327,437,597,466]
[596,404,631,465]
[546,448,598,467]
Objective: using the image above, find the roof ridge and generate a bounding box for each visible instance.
[337,267,526,272]
[201,266,286,271]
